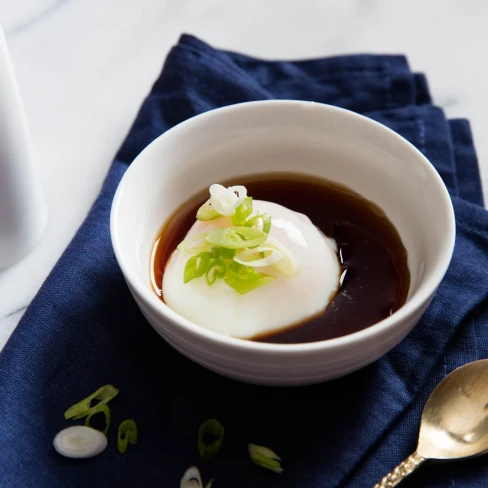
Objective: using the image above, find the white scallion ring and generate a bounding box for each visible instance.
[53,426,107,459]
[209,184,247,216]
[264,236,301,278]
[180,466,203,488]
[233,246,283,268]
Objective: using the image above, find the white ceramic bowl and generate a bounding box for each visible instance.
[110,100,455,386]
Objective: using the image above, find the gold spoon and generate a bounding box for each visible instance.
[374,358,488,487]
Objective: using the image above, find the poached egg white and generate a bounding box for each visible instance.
[162,200,341,339]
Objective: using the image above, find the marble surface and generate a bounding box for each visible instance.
[0,0,487,350]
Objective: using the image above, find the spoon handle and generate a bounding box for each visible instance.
[373,452,426,488]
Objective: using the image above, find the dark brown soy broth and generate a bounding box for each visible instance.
[151,173,410,344]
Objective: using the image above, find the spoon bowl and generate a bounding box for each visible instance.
[375,359,488,487]
[418,358,488,460]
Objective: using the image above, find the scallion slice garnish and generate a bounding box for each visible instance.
[206,226,267,249]
[64,384,119,420]
[205,259,226,286]
[184,252,212,283]
[264,236,301,278]
[224,262,274,295]
[178,183,302,293]
[248,443,283,474]
[178,233,210,254]
[53,426,108,459]
[231,197,253,226]
[180,467,214,488]
[84,403,111,435]
[210,247,236,259]
[196,200,222,221]
[209,184,247,216]
[180,466,203,488]
[117,419,138,454]
[219,247,236,259]
[246,213,272,234]
[233,246,283,268]
[198,419,225,461]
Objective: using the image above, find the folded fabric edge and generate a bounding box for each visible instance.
[366,104,459,197]
[413,73,432,105]
[449,119,485,208]
[178,33,412,75]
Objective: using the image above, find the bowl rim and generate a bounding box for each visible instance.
[110,99,456,354]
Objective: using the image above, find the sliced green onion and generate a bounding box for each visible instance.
[179,468,214,488]
[205,259,226,285]
[196,200,222,221]
[224,262,274,295]
[180,466,203,488]
[198,419,225,461]
[85,403,111,436]
[64,384,119,420]
[249,443,283,474]
[219,247,236,259]
[265,236,301,278]
[117,419,138,454]
[53,426,108,459]
[177,233,210,254]
[234,246,283,268]
[231,197,253,226]
[184,252,212,284]
[246,213,272,234]
[210,247,237,259]
[209,184,247,216]
[206,226,267,250]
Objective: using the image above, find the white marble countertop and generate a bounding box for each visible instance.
[0,0,487,350]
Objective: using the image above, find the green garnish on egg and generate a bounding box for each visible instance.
[184,252,212,284]
[224,262,275,295]
[206,226,268,250]
[231,196,253,225]
[245,212,272,234]
[196,201,222,221]
[180,184,300,294]
[205,259,227,286]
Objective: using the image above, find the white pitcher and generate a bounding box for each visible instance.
[0,24,47,269]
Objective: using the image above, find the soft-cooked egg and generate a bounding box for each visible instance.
[162,200,341,339]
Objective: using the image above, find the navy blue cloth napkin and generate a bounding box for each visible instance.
[1,35,487,488]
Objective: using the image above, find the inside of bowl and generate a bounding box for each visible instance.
[113,102,453,312]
